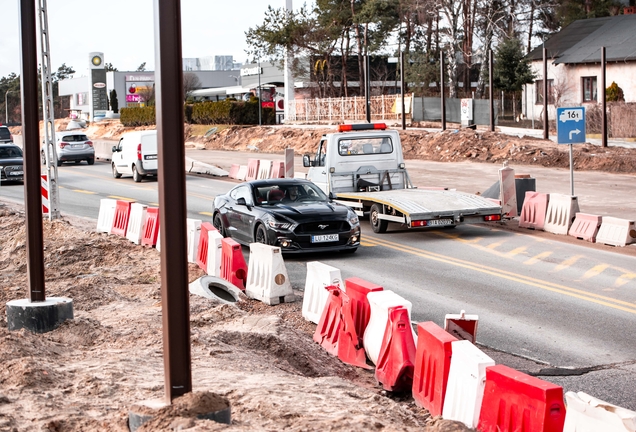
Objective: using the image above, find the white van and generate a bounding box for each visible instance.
[111,130,158,182]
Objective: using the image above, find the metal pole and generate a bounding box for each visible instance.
[19,0,46,302]
[400,50,406,130]
[365,52,371,122]
[258,58,262,126]
[4,90,11,124]
[569,144,574,196]
[543,47,548,140]
[440,51,446,131]
[154,0,192,402]
[601,46,607,148]
[489,49,494,131]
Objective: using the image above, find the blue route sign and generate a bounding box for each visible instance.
[556,107,586,144]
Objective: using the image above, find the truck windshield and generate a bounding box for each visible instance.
[338,137,393,156]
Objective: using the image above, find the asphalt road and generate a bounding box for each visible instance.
[2,158,635,410]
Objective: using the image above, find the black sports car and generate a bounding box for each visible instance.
[212,178,361,254]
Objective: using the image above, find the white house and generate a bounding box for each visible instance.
[523,10,636,121]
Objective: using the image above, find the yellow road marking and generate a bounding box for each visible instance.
[616,273,636,287]
[553,255,584,272]
[487,240,505,250]
[524,251,553,265]
[507,246,527,257]
[199,211,213,217]
[363,236,636,315]
[72,189,96,194]
[583,264,610,280]
[360,241,377,247]
[108,195,136,202]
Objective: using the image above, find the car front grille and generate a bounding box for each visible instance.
[1,165,23,180]
[294,221,348,234]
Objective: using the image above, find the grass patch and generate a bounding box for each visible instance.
[189,124,239,136]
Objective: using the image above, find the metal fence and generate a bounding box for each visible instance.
[287,95,409,122]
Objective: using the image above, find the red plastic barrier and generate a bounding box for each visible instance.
[519,192,550,230]
[110,200,132,237]
[220,237,248,290]
[375,306,417,392]
[195,222,215,271]
[478,364,566,432]
[412,321,458,416]
[337,290,372,369]
[269,161,285,179]
[313,286,342,356]
[568,212,602,242]
[228,164,239,179]
[344,277,383,339]
[141,207,160,247]
[245,158,260,181]
[444,310,479,343]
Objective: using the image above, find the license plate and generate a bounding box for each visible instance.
[428,219,453,226]
[72,144,83,148]
[311,234,339,243]
[145,155,157,160]
[9,171,23,176]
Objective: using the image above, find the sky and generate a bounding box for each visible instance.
[0,0,311,78]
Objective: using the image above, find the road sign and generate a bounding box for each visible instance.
[557,107,586,144]
[461,98,473,121]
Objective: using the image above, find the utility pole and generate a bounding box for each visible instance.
[258,58,262,126]
[38,0,60,220]
[5,90,15,124]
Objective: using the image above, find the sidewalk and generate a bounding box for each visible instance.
[185,148,636,222]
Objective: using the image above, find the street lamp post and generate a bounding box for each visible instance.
[5,90,14,125]
[257,59,262,126]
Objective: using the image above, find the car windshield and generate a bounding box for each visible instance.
[0,147,22,158]
[0,128,11,139]
[62,134,89,142]
[255,183,327,205]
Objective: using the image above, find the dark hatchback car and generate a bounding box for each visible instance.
[212,178,361,254]
[0,126,13,144]
[0,143,24,184]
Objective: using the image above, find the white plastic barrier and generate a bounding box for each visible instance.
[156,230,161,252]
[301,261,343,324]
[442,340,495,429]
[257,159,273,179]
[206,229,224,276]
[126,203,148,244]
[499,166,517,217]
[187,219,202,264]
[363,290,416,365]
[236,165,248,181]
[543,193,580,235]
[96,199,117,233]
[564,391,636,432]
[595,217,636,247]
[245,243,294,305]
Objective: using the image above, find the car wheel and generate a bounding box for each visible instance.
[213,213,226,237]
[87,158,95,165]
[132,165,143,182]
[370,203,388,234]
[56,159,62,167]
[255,224,269,245]
[112,163,122,179]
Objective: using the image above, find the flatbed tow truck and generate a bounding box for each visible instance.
[302,123,504,233]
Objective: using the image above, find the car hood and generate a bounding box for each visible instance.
[0,157,23,165]
[265,201,352,222]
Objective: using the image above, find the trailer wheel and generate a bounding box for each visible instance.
[370,204,388,233]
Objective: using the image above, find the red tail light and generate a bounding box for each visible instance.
[338,123,387,132]
[484,214,502,221]
[86,140,93,147]
[411,220,427,227]
[59,142,69,148]
[137,143,142,160]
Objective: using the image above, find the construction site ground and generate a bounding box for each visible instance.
[1,120,635,430]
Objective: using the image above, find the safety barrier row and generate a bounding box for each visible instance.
[227,158,287,181]
[301,261,636,431]
[519,192,635,247]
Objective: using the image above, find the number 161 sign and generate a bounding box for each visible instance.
[556,107,586,144]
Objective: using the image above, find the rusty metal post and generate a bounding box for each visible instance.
[601,46,607,148]
[489,49,494,132]
[154,0,192,402]
[440,51,446,131]
[543,47,549,140]
[19,0,46,302]
[400,50,406,130]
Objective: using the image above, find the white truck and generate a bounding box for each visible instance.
[302,123,504,233]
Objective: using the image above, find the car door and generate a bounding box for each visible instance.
[112,138,129,174]
[226,185,256,242]
[307,138,329,193]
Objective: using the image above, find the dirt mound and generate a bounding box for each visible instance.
[0,202,471,431]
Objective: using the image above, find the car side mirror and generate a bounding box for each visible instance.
[302,154,312,168]
[237,197,251,209]
[112,146,119,153]
[328,192,335,200]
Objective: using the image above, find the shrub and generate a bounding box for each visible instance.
[606,82,624,102]
[120,106,156,126]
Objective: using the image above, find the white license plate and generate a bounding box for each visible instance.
[9,171,23,176]
[145,155,157,160]
[311,234,339,243]
[72,144,83,148]
[428,219,453,226]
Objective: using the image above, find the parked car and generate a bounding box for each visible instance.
[41,131,95,166]
[111,130,158,182]
[0,126,13,144]
[212,178,361,254]
[0,143,24,184]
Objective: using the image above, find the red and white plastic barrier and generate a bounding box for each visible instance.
[269,161,285,179]
[96,199,117,233]
[477,364,566,432]
[568,212,602,243]
[543,193,580,235]
[196,222,215,272]
[344,277,383,340]
[442,340,495,428]
[518,192,550,230]
[564,391,636,432]
[257,159,272,179]
[285,148,294,178]
[374,306,417,392]
[186,219,202,263]
[126,203,148,244]
[228,164,239,179]
[41,174,49,215]
[595,217,636,247]
[111,200,132,237]
[236,165,248,181]
[245,243,294,305]
[499,166,518,217]
[444,310,479,343]
[206,229,223,276]
[245,158,260,181]
[302,261,342,324]
[140,207,160,247]
[220,237,248,290]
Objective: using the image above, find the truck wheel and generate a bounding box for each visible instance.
[370,204,388,234]
[132,165,144,182]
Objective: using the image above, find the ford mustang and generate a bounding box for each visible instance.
[212,178,361,254]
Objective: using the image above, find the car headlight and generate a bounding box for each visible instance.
[348,211,359,226]
[263,214,294,230]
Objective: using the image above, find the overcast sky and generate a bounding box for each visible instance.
[0,0,310,78]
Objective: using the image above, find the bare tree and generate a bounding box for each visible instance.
[183,73,201,100]
[436,0,463,98]
[137,84,155,106]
